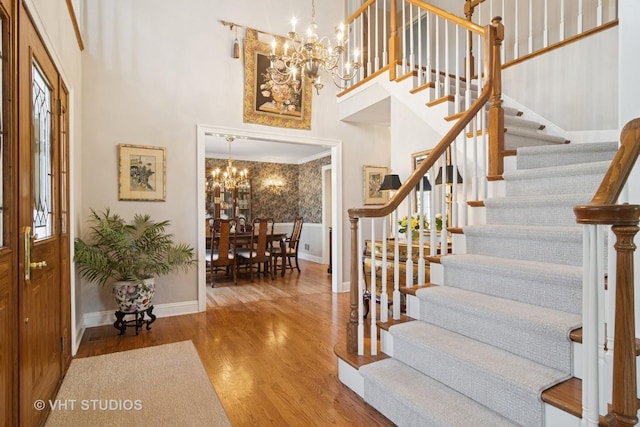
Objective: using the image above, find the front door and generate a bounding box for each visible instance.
[17,3,70,426]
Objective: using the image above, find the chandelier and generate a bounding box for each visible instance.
[267,0,362,94]
[210,136,249,191]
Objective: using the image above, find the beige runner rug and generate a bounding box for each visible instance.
[45,340,231,426]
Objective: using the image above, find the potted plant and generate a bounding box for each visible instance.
[74,208,196,313]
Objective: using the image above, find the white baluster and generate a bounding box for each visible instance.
[560,0,566,41]
[358,222,364,355]
[543,0,549,47]
[514,0,519,60]
[370,219,377,356]
[393,208,401,320]
[582,225,600,426]
[528,0,533,54]
[380,218,388,323]
[367,5,372,76]
[409,3,415,73]
[417,8,422,86]
[374,0,380,71]
[382,0,388,66]
[577,0,584,33]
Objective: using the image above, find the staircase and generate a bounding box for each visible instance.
[358,141,619,426]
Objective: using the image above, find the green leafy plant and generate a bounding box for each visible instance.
[74,208,196,286]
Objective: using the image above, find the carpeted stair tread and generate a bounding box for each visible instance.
[503,161,610,196]
[414,286,580,373]
[441,253,582,314]
[504,127,568,150]
[517,141,618,169]
[360,358,519,427]
[484,193,594,226]
[463,224,583,265]
[504,114,543,130]
[389,321,572,426]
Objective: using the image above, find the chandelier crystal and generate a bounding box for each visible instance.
[268,0,361,95]
[210,136,249,191]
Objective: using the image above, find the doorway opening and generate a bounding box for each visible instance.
[195,125,343,311]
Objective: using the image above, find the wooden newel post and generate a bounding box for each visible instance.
[487,16,504,179]
[347,215,359,353]
[609,222,639,427]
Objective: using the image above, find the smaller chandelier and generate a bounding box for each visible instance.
[210,136,249,191]
[268,0,361,94]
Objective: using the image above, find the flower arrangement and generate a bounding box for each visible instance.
[398,215,429,240]
[260,71,300,113]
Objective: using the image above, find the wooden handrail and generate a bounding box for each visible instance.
[588,119,640,207]
[405,0,485,34]
[574,118,640,427]
[344,0,377,26]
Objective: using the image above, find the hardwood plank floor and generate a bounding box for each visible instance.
[76,260,394,426]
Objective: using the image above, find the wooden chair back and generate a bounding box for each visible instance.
[250,217,274,264]
[211,218,237,268]
[288,217,303,251]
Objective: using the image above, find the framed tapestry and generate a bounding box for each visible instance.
[363,165,388,205]
[243,29,312,130]
[118,144,166,201]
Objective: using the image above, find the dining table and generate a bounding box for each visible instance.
[212,230,289,277]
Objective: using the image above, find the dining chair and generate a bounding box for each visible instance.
[272,217,303,276]
[236,217,274,281]
[206,217,237,286]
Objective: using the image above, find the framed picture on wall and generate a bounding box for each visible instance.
[118,144,166,201]
[363,165,389,205]
[243,29,312,130]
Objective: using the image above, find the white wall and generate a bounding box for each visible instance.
[79,0,388,314]
[502,27,618,132]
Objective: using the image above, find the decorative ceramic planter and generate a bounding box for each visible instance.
[112,278,156,313]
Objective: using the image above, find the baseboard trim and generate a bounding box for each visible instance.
[82,300,199,328]
[299,253,322,263]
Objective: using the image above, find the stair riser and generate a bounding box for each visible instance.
[485,204,584,227]
[417,297,575,373]
[442,261,582,314]
[517,146,617,170]
[393,332,547,427]
[465,234,583,266]
[505,172,605,197]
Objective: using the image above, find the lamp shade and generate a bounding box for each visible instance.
[379,174,402,191]
[435,165,463,185]
[415,176,432,191]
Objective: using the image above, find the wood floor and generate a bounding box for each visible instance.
[75,260,394,426]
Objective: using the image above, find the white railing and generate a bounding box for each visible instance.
[472,0,618,64]
[574,118,640,426]
[346,0,500,358]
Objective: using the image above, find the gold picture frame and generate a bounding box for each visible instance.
[363,165,389,205]
[243,29,312,130]
[118,144,166,201]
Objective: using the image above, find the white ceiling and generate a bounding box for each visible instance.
[205,133,332,164]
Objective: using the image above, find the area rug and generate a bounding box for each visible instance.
[45,341,231,426]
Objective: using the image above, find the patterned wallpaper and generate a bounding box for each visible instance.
[205,155,330,223]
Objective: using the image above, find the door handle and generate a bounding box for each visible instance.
[24,226,47,282]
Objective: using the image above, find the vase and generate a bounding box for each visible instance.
[113,278,156,313]
[411,231,420,241]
